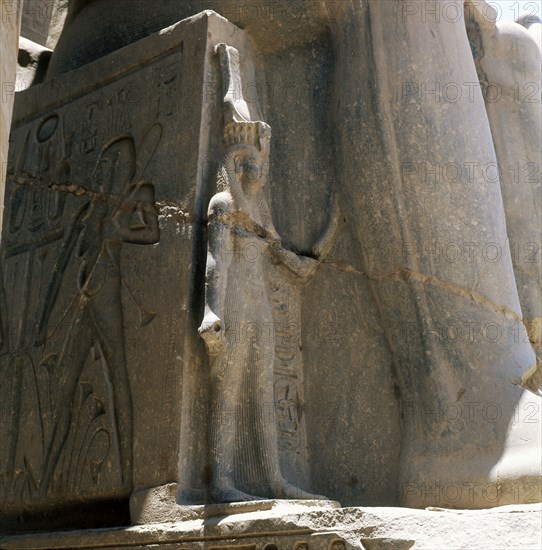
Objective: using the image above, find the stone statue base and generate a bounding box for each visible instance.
[130,483,340,524]
[0,504,540,549]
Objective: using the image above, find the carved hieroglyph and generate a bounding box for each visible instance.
[1,118,160,502]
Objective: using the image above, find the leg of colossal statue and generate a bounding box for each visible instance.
[469,18,542,374]
[329,0,541,508]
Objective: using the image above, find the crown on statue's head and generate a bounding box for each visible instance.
[223,120,271,150]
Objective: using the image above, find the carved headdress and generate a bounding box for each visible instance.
[216,43,271,152]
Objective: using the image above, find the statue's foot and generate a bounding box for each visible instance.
[211,484,267,503]
[274,479,328,500]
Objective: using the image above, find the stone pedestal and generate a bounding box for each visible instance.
[0,504,540,549]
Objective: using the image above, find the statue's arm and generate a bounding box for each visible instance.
[312,195,343,260]
[253,124,280,241]
[271,196,343,284]
[198,191,234,356]
[271,244,318,284]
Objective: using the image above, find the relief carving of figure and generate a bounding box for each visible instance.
[35,135,160,495]
[197,41,344,503]
[199,119,327,502]
[197,44,341,501]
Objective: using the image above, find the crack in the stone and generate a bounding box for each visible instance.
[511,264,542,284]
[9,175,195,220]
[6,177,527,323]
[323,259,522,322]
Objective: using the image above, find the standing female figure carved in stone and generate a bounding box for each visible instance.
[198,120,326,503]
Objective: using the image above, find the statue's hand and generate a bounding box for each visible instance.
[267,228,281,245]
[269,240,319,281]
[198,311,225,357]
[269,238,285,265]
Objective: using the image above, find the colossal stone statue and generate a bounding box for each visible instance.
[330,0,541,508]
[0,0,540,532]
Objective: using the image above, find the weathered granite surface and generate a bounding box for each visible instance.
[0,0,541,535]
[20,0,54,46]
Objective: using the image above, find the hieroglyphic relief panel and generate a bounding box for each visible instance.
[1,106,163,503]
[268,200,342,486]
[269,270,306,479]
[0,13,227,516]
